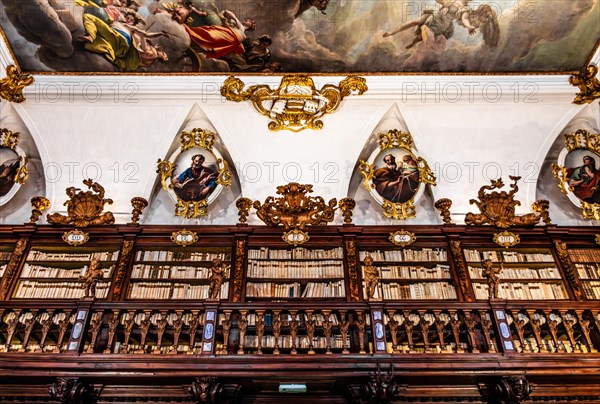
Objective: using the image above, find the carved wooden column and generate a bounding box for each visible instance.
[231,238,247,302]
[447,239,475,302]
[344,237,361,302]
[110,238,135,301]
[553,240,584,301]
[0,237,28,301]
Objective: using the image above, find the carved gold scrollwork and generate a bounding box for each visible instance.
[552,129,600,221]
[111,240,134,300]
[220,75,367,132]
[0,128,29,203]
[570,64,600,105]
[0,65,34,103]
[47,179,114,227]
[0,238,28,300]
[29,196,50,224]
[232,239,246,302]
[465,176,550,228]
[554,240,584,301]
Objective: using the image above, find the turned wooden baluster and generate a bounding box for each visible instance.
[138,310,153,352]
[220,310,232,355]
[86,311,103,354]
[527,310,544,353]
[4,310,21,352]
[121,310,136,354]
[55,311,74,353]
[404,311,416,353]
[449,310,462,353]
[322,310,333,355]
[187,310,201,354]
[561,311,581,353]
[237,310,248,354]
[256,310,265,354]
[464,312,479,353]
[104,309,120,354]
[170,311,184,355]
[272,310,281,355]
[21,310,38,352]
[305,311,316,355]
[289,311,298,355]
[546,311,564,353]
[155,311,169,353]
[480,313,496,353]
[576,310,597,353]
[433,310,447,352]
[356,310,366,354]
[512,312,529,353]
[37,309,55,353]
[339,310,350,355]
[386,310,399,354]
[418,311,431,352]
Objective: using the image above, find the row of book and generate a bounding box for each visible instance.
[380,282,457,300]
[135,250,230,262]
[376,264,451,280]
[0,251,11,260]
[568,249,600,263]
[467,266,562,280]
[14,281,110,299]
[575,263,600,280]
[242,335,349,350]
[246,281,346,298]
[20,264,113,279]
[26,250,119,261]
[246,260,343,279]
[464,249,553,263]
[248,247,343,260]
[359,249,447,262]
[581,281,600,300]
[472,282,567,300]
[131,265,228,280]
[0,264,6,278]
[127,282,229,300]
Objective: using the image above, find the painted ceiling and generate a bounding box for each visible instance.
[0,0,599,74]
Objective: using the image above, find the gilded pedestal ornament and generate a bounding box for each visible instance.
[130,197,148,224]
[552,129,600,220]
[0,128,29,206]
[47,179,114,227]
[29,196,50,224]
[360,130,436,220]
[157,128,232,219]
[465,176,550,228]
[434,198,453,224]
[220,75,367,132]
[235,197,253,224]
[570,64,600,105]
[0,65,34,103]
[338,197,356,224]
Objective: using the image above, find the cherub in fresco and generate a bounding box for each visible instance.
[383,0,499,50]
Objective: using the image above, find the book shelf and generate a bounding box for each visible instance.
[12,246,119,299]
[358,248,456,300]
[127,247,231,300]
[464,248,569,300]
[567,248,600,299]
[245,247,345,299]
[0,243,13,278]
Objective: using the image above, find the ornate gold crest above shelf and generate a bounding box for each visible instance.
[0,128,29,206]
[157,128,232,219]
[220,75,367,132]
[570,64,600,105]
[359,130,436,220]
[0,65,34,103]
[465,176,551,228]
[552,129,600,220]
[47,179,115,227]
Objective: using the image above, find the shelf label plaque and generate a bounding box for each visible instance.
[62,230,89,246]
[493,231,520,248]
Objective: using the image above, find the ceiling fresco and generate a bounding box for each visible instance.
[0,0,599,74]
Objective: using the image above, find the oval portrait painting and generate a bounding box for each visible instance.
[171,149,223,204]
[371,149,421,204]
[563,149,600,205]
[0,148,23,204]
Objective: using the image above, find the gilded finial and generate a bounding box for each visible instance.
[236,197,253,224]
[29,196,50,224]
[338,197,356,224]
[130,197,148,224]
[434,198,453,224]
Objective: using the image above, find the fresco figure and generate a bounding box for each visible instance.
[0,160,19,197]
[172,154,218,202]
[80,12,169,71]
[383,0,499,49]
[373,154,419,204]
[567,155,600,204]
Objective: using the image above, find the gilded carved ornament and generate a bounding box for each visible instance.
[552,129,600,220]
[360,130,436,220]
[157,128,232,219]
[220,75,367,132]
[465,176,551,228]
[570,64,600,105]
[29,196,50,224]
[47,179,115,227]
[0,65,34,103]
